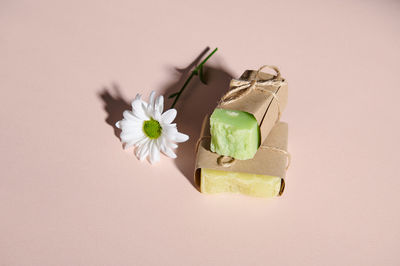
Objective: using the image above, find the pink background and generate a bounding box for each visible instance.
[1,0,400,265]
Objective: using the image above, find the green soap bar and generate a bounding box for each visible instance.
[210,108,260,160]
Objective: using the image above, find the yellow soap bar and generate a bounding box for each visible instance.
[200,168,282,198]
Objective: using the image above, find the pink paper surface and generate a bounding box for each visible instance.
[1,0,399,265]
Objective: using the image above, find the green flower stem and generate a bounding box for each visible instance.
[170,72,195,109]
[170,47,218,109]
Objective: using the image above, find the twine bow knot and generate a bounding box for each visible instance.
[219,65,284,107]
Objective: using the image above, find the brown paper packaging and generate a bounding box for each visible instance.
[218,68,288,147]
[194,115,289,196]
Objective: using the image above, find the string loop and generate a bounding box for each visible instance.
[259,145,291,170]
[217,155,236,167]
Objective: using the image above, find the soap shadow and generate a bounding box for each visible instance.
[98,83,131,140]
[161,50,234,186]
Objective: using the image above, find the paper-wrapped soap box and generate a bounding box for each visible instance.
[211,66,288,160]
[194,115,289,198]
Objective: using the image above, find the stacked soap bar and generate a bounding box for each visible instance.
[210,108,260,160]
[194,66,289,198]
[194,117,288,198]
[201,168,282,198]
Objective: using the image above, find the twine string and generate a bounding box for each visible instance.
[259,145,291,170]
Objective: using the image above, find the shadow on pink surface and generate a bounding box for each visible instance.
[162,50,233,186]
[98,48,233,187]
[98,83,131,140]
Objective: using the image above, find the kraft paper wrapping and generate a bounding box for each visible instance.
[194,115,289,196]
[218,67,288,146]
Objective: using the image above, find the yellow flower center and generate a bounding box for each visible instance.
[143,118,162,139]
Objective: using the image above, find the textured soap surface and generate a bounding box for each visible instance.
[210,108,260,160]
[200,168,281,198]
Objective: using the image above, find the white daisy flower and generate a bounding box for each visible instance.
[115,91,189,164]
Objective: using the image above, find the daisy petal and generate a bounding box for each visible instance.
[155,95,164,114]
[162,126,178,141]
[161,109,177,124]
[153,110,162,121]
[124,135,146,149]
[174,132,189,143]
[135,138,148,156]
[136,94,148,109]
[131,100,149,120]
[120,128,144,140]
[119,131,144,143]
[115,121,121,128]
[118,118,142,130]
[149,91,156,110]
[161,145,177,159]
[123,111,138,121]
[123,140,136,149]
[157,135,166,149]
[149,140,160,164]
[135,144,142,158]
[134,137,148,149]
[137,140,150,161]
[167,142,178,149]
[131,99,141,110]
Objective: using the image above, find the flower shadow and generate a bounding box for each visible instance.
[161,51,234,186]
[98,83,131,140]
